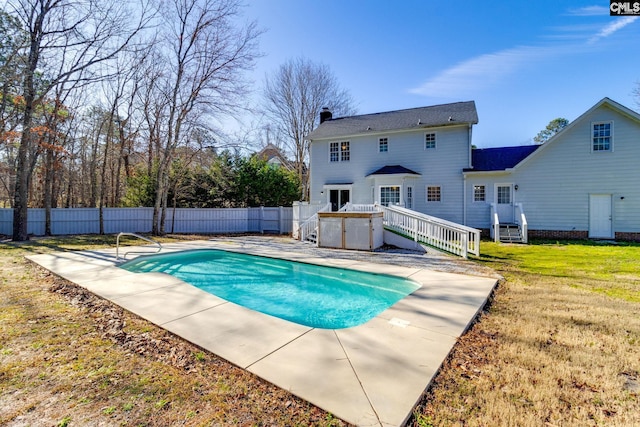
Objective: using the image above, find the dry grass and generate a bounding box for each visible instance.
[0,235,346,427]
[410,241,640,427]
[1,236,639,426]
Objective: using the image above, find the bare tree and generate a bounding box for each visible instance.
[263,56,357,200]
[145,0,261,235]
[5,0,152,241]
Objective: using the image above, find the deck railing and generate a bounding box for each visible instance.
[299,202,331,242]
[382,205,480,258]
[490,203,500,242]
[339,203,382,212]
[515,203,528,243]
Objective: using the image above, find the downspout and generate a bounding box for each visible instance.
[468,123,473,169]
[463,173,467,226]
[464,123,473,225]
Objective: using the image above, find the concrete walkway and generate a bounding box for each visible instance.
[27,237,498,427]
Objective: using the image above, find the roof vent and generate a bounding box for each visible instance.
[448,116,454,122]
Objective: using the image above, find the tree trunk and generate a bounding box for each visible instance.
[44,148,54,236]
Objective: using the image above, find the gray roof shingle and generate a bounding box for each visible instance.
[307,101,478,140]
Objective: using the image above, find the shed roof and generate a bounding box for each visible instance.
[366,165,421,177]
[467,145,540,172]
[308,101,478,140]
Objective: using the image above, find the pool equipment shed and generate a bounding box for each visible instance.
[317,211,384,251]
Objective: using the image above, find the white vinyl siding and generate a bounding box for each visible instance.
[465,103,640,233]
[309,124,472,224]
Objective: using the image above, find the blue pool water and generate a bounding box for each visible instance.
[119,249,420,329]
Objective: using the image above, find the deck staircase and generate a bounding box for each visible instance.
[499,223,524,243]
[305,229,318,244]
[296,203,481,258]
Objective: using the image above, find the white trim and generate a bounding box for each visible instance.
[379,137,389,153]
[472,184,487,203]
[322,184,353,211]
[510,97,637,170]
[426,184,442,203]
[589,194,614,238]
[308,122,471,142]
[328,140,350,163]
[494,183,514,223]
[591,120,614,153]
[378,185,402,207]
[424,131,437,150]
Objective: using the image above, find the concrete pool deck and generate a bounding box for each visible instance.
[26,237,499,427]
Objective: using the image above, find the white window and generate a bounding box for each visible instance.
[406,186,413,209]
[340,141,350,161]
[473,185,486,202]
[329,142,339,162]
[330,141,350,162]
[497,186,511,204]
[425,132,436,149]
[592,122,612,152]
[427,186,441,202]
[379,137,388,152]
[380,186,400,206]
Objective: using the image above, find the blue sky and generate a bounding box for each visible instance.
[240,1,640,148]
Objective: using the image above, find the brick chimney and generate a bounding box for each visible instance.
[320,107,332,124]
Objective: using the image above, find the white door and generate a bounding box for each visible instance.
[589,194,613,238]
[495,184,514,223]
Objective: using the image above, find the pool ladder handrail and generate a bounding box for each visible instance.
[116,232,162,261]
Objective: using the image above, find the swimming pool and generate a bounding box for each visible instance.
[119,249,420,329]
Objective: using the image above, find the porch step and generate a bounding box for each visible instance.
[499,223,523,243]
[304,231,317,244]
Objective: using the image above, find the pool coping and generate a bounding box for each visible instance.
[26,238,498,427]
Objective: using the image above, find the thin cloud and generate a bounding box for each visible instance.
[589,16,639,43]
[409,45,559,98]
[410,11,639,98]
[567,5,609,16]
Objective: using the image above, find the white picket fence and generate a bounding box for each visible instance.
[0,207,293,236]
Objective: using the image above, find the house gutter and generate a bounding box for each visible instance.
[463,123,473,226]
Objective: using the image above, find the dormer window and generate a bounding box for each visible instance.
[592,122,612,152]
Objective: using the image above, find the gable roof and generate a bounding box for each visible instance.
[255,143,298,172]
[463,97,640,174]
[307,101,478,140]
[511,97,640,170]
[366,165,421,177]
[467,145,540,172]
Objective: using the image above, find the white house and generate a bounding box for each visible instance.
[307,97,640,242]
[308,101,478,224]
